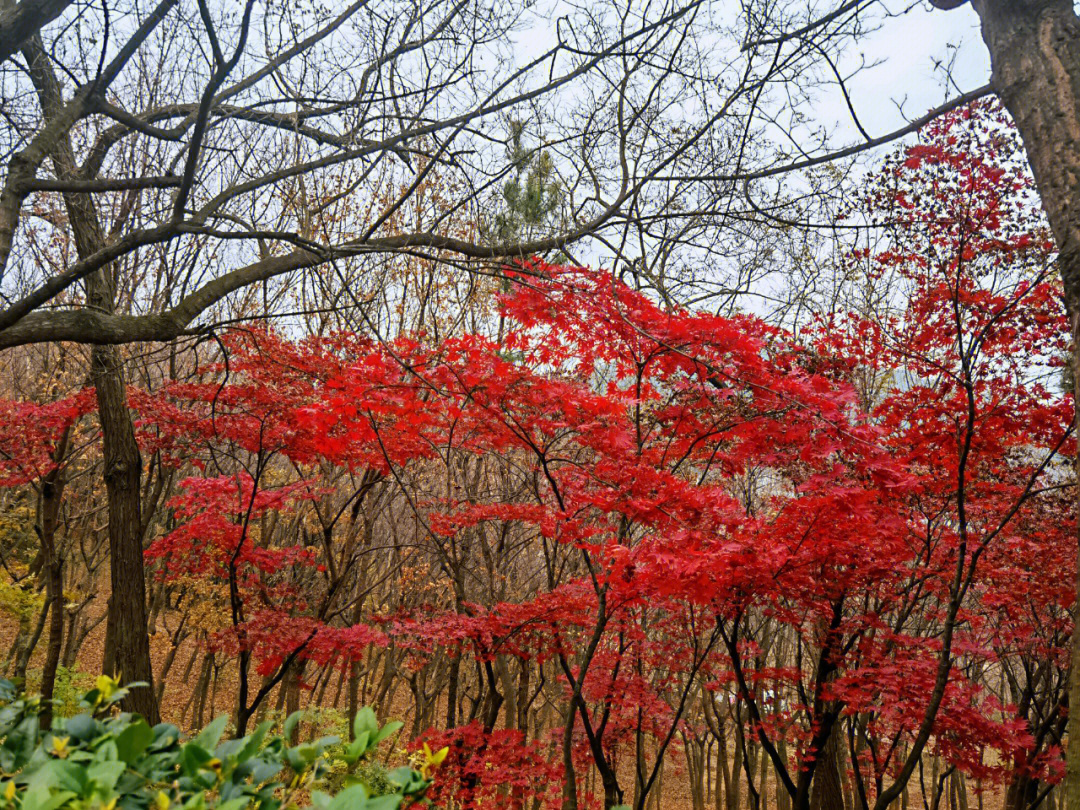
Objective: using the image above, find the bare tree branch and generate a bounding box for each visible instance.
[0,0,74,64]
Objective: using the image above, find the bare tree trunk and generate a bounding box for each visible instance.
[494,655,514,731]
[716,736,727,810]
[154,617,187,706]
[19,34,157,723]
[194,654,213,728]
[517,658,531,737]
[64,609,106,670]
[348,659,361,739]
[10,597,48,682]
[929,5,1080,808]
[93,342,156,721]
[285,661,306,743]
[38,426,70,728]
[810,731,845,810]
[778,738,792,810]
[446,655,460,728]
[760,735,770,810]
[731,717,744,810]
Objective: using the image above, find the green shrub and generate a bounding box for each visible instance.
[20,668,94,722]
[0,676,437,810]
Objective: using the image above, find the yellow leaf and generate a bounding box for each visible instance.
[95,674,119,702]
[420,742,449,777]
[51,736,70,758]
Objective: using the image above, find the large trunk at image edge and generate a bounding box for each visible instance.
[18,35,159,725]
[93,338,158,724]
[965,2,1080,808]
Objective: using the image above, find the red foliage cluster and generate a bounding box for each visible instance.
[412,722,565,809]
[0,389,95,485]
[1,100,1072,805]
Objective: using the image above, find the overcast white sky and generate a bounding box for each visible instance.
[505,1,994,283]
[510,1,992,172]
[821,2,988,141]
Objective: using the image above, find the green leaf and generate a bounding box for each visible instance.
[386,767,427,793]
[62,715,97,742]
[180,742,212,777]
[193,715,228,751]
[115,719,153,764]
[364,797,402,810]
[247,758,282,784]
[284,747,305,773]
[312,735,340,751]
[326,784,369,810]
[351,708,378,742]
[216,798,250,810]
[21,786,75,810]
[236,721,272,764]
[341,730,368,765]
[370,721,402,746]
[34,760,86,794]
[7,715,40,770]
[386,767,413,785]
[282,711,304,742]
[150,723,181,750]
[86,761,126,793]
[96,739,119,762]
[192,770,217,791]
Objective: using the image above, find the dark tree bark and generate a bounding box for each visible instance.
[923,2,1080,807]
[21,35,158,723]
[38,425,70,728]
[445,655,460,728]
[347,659,361,740]
[938,3,1080,808]
[0,0,75,65]
[810,730,846,810]
[92,339,157,723]
[10,598,48,682]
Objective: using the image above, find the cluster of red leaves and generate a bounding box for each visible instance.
[411,722,565,809]
[0,388,95,485]
[0,100,1072,799]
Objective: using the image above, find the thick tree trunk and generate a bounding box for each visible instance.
[93,341,157,722]
[193,654,213,728]
[0,0,75,64]
[285,660,306,743]
[20,35,158,724]
[496,655,517,731]
[39,532,64,728]
[972,1,1080,313]
[810,731,845,810]
[956,4,1080,808]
